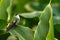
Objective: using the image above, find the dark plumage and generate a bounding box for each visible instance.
[6,20,17,31]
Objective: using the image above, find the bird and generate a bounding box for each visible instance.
[6,14,20,31]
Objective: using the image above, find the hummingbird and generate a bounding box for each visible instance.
[6,14,20,31]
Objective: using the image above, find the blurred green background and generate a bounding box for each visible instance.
[0,0,60,40]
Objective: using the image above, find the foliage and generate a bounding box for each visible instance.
[0,0,60,40]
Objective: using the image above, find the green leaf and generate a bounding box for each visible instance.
[46,4,54,40]
[20,11,42,18]
[20,11,60,25]
[7,35,17,40]
[20,12,60,24]
[9,25,34,40]
[7,6,11,22]
[0,0,10,20]
[33,4,54,40]
[7,0,14,22]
